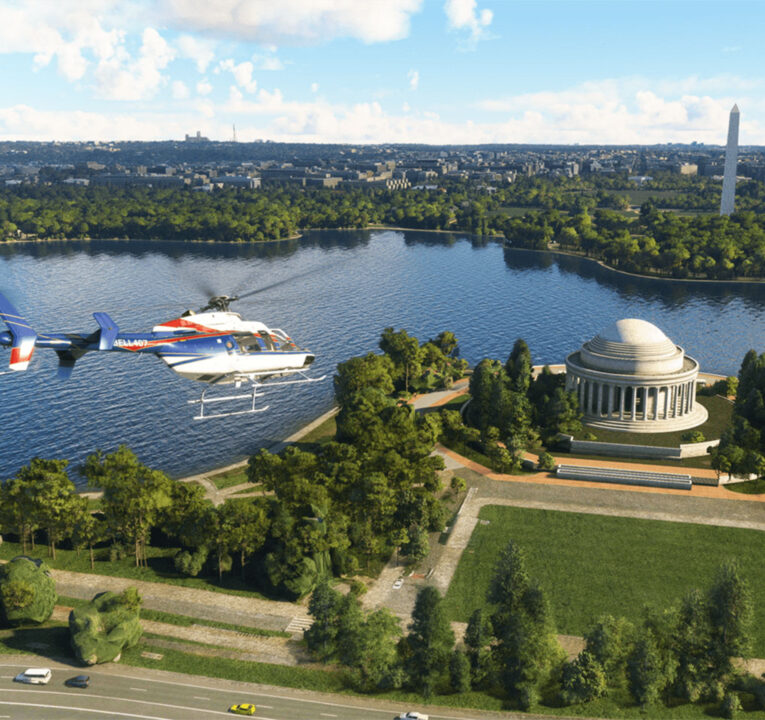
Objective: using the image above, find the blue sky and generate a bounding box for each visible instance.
[1,0,763,144]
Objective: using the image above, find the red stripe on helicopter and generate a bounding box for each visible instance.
[160,317,219,332]
[10,346,34,365]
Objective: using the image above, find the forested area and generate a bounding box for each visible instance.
[506,203,765,279]
[711,350,765,480]
[0,328,466,599]
[304,539,761,715]
[437,339,581,472]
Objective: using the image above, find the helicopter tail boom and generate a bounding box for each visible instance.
[0,292,37,371]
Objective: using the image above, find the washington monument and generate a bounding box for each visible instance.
[720,104,740,216]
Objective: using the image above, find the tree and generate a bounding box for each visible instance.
[707,560,753,676]
[449,650,471,693]
[505,338,532,394]
[69,495,105,571]
[83,446,172,567]
[627,635,665,707]
[333,352,394,407]
[379,327,424,393]
[584,615,634,686]
[464,608,494,688]
[560,650,607,704]
[488,542,562,709]
[305,577,342,661]
[402,586,455,696]
[349,608,402,691]
[219,498,270,577]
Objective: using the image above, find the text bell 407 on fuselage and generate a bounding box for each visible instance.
[0,292,325,420]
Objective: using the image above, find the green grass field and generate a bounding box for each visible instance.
[442,505,765,656]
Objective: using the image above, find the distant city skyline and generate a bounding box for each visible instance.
[1,0,765,145]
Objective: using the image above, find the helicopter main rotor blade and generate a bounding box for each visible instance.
[235,265,330,302]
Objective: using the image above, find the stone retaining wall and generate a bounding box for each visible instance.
[561,434,719,459]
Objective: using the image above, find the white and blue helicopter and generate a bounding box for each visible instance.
[0,287,324,420]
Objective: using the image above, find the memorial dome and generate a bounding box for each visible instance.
[564,319,706,433]
[580,319,685,375]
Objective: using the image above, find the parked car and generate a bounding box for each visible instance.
[392,578,404,589]
[395,712,429,720]
[14,668,52,685]
[229,703,257,716]
[64,675,90,688]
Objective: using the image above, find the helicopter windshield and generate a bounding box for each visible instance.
[236,335,262,353]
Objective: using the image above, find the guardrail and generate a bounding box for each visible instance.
[556,464,692,490]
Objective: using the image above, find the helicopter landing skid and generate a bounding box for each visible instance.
[189,385,269,421]
[189,371,327,420]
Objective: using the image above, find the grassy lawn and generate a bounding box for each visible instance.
[725,478,765,495]
[0,541,273,601]
[570,395,732,447]
[442,505,765,657]
[206,466,249,489]
[297,414,337,444]
[559,450,714,470]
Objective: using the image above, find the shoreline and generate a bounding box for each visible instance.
[508,244,765,287]
[7,227,765,285]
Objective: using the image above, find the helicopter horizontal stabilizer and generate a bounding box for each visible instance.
[0,292,37,371]
[55,348,87,379]
[93,312,119,350]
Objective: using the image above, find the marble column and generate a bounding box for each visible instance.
[619,385,625,421]
[631,386,637,420]
[596,383,603,416]
[607,384,614,417]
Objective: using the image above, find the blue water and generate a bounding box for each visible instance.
[1,230,764,484]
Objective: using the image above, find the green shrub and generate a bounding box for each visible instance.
[69,588,142,665]
[0,557,56,626]
[681,430,706,443]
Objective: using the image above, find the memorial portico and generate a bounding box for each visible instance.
[565,319,707,433]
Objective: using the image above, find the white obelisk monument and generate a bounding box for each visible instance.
[720,104,740,216]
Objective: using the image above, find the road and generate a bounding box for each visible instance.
[0,658,536,720]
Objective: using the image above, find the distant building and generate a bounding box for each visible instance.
[720,104,740,216]
[185,131,210,143]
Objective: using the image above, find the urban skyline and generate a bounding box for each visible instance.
[2,0,765,145]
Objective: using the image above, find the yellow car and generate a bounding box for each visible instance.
[229,704,256,716]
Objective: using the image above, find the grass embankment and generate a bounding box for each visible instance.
[296,414,337,445]
[570,395,732,448]
[55,596,289,638]
[2,626,761,718]
[0,542,272,601]
[443,505,765,657]
[206,466,249,490]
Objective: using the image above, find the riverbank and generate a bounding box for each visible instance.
[509,243,765,286]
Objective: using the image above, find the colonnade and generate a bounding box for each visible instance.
[566,375,696,422]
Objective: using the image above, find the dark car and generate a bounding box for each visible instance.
[64,675,90,689]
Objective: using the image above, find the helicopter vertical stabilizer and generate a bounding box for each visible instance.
[0,292,37,371]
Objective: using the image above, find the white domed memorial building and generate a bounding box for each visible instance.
[565,319,707,433]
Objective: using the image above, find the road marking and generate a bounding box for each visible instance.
[193,695,209,701]
[0,689,231,716]
[320,714,337,717]
[0,663,479,720]
[131,687,148,692]
[258,705,273,709]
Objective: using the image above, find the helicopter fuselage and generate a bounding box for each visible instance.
[0,310,314,385]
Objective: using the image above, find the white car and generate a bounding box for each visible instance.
[396,713,429,720]
[392,578,404,590]
[14,668,52,685]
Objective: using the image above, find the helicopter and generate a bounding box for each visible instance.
[0,288,325,420]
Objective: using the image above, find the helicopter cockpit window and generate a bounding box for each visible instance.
[236,335,262,353]
[258,333,276,351]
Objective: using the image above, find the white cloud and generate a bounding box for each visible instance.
[172,80,190,99]
[475,78,754,144]
[218,59,257,93]
[163,0,423,45]
[196,79,213,96]
[252,53,284,71]
[444,0,493,44]
[177,34,215,72]
[310,82,319,93]
[408,69,419,91]
[93,27,175,101]
[0,3,123,81]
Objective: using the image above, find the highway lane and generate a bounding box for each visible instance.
[0,660,521,720]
